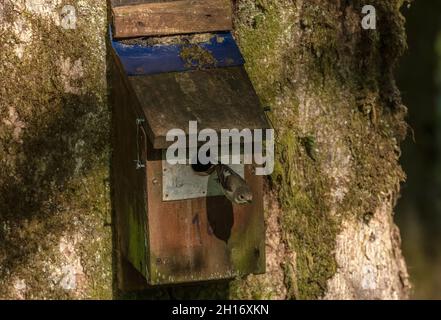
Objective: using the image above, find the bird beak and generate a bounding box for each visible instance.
[247,200,252,204]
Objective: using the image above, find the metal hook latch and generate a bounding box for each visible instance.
[134,118,146,170]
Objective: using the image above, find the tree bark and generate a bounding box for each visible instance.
[230,0,411,300]
[0,0,410,299]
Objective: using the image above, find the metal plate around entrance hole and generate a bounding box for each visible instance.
[162,160,244,201]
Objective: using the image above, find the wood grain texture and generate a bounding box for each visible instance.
[112,0,232,38]
[146,150,265,285]
[111,0,181,7]
[111,51,150,290]
[129,67,269,149]
[112,51,265,287]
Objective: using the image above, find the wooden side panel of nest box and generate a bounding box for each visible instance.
[110,58,151,289]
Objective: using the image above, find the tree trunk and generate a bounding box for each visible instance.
[0,0,410,299]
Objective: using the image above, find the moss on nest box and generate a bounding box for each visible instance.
[179,45,217,69]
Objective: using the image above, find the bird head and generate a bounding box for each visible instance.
[233,186,253,205]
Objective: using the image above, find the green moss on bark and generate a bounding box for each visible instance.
[0,1,111,299]
[232,0,408,299]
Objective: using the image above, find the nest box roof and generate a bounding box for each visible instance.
[128,66,270,149]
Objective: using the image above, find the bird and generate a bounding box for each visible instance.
[213,164,253,205]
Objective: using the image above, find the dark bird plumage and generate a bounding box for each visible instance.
[214,164,253,205]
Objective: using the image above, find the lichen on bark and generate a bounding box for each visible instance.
[0,0,112,299]
[230,0,410,299]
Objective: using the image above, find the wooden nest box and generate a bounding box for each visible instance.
[110,0,269,288]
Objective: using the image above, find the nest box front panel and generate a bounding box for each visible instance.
[146,148,265,284]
